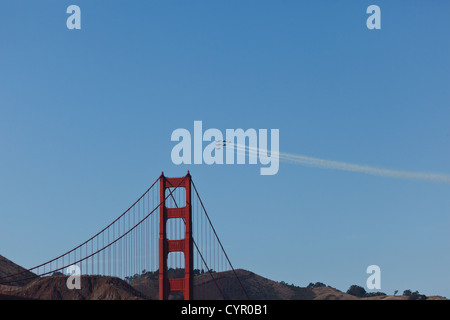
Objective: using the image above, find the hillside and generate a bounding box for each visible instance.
[130,269,315,300]
[4,275,146,300]
[129,269,447,300]
[0,255,36,286]
[194,269,316,300]
[0,255,447,300]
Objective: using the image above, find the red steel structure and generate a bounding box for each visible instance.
[0,171,249,300]
[158,172,193,300]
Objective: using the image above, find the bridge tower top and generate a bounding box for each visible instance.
[159,172,193,300]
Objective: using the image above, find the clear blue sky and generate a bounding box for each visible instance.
[1,1,449,297]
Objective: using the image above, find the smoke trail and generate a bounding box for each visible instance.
[226,142,450,185]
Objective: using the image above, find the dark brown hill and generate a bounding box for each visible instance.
[2,275,146,300]
[0,255,36,286]
[130,269,315,300]
[0,255,447,300]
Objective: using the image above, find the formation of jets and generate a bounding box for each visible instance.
[215,140,231,150]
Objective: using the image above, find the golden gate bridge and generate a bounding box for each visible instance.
[0,172,249,300]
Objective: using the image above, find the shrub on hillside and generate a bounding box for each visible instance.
[409,291,427,300]
[346,285,367,297]
[307,282,327,289]
[364,291,387,297]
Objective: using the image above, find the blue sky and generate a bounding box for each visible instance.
[1,1,449,297]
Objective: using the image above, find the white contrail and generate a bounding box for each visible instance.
[226,142,450,185]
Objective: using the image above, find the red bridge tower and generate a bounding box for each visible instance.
[158,172,193,300]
